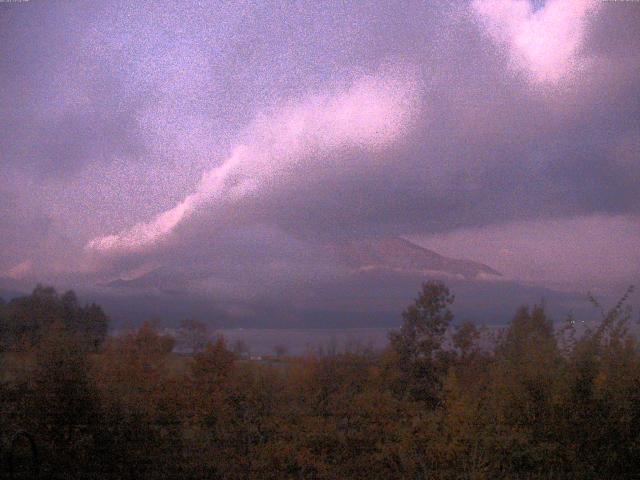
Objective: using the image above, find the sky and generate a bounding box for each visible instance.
[1,0,639,316]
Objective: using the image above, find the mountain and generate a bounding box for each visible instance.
[103,237,501,292]
[8,236,596,329]
[104,266,184,291]
[336,237,502,279]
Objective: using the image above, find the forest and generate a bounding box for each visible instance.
[0,282,639,479]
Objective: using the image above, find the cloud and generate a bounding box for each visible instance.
[2,0,640,302]
[471,0,600,83]
[3,261,33,281]
[87,67,420,254]
[411,214,640,293]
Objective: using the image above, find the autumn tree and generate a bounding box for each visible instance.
[2,281,639,479]
[27,322,100,478]
[560,287,640,477]
[273,344,288,358]
[479,306,563,474]
[183,336,238,478]
[452,321,483,363]
[90,322,181,479]
[232,338,250,358]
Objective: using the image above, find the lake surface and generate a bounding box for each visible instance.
[213,327,393,356]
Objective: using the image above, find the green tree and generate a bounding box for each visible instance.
[388,281,455,405]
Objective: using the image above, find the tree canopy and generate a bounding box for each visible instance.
[0,285,109,351]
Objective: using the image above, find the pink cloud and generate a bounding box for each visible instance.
[86,67,420,254]
[471,0,601,83]
[3,260,33,280]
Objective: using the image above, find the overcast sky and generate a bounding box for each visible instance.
[1,0,639,297]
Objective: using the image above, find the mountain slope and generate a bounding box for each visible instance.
[337,237,502,279]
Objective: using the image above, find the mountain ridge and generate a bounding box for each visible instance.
[336,237,502,280]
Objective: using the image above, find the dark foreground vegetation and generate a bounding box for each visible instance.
[0,283,639,479]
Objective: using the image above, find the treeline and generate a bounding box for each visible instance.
[1,282,639,479]
[0,285,108,351]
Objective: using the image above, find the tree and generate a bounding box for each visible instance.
[177,318,209,354]
[184,336,238,477]
[90,322,180,479]
[273,345,288,358]
[0,296,7,351]
[233,339,250,358]
[452,321,482,362]
[190,336,236,388]
[0,286,108,351]
[388,281,455,405]
[29,322,100,477]
[485,305,563,475]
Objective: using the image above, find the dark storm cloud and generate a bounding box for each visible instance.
[29,83,147,176]
[1,2,149,176]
